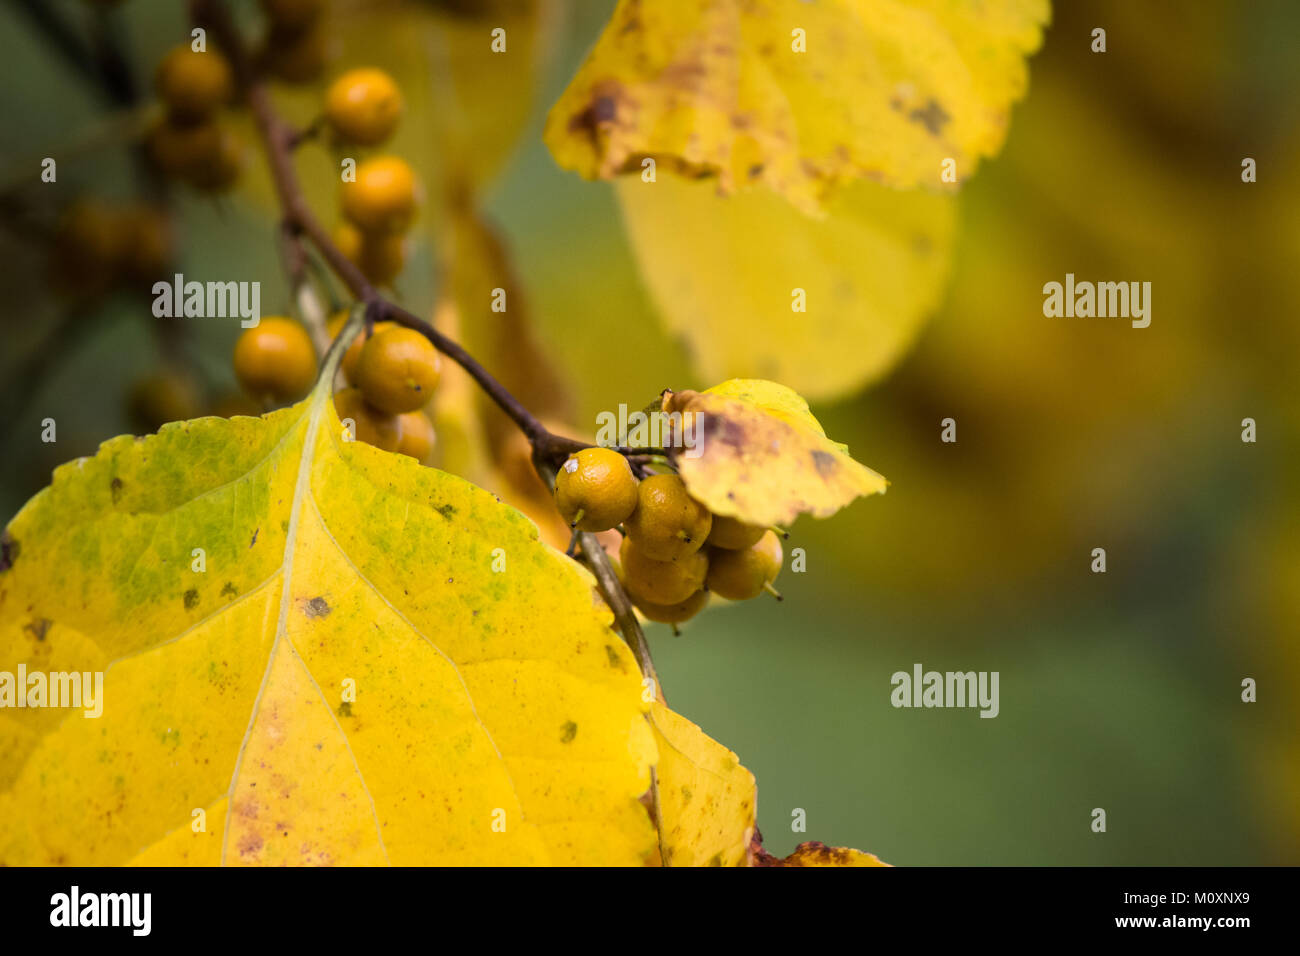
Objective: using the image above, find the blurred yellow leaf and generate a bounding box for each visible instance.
[664,378,886,526]
[753,840,890,867]
[0,369,657,865]
[618,177,957,401]
[546,0,1049,213]
[650,700,756,866]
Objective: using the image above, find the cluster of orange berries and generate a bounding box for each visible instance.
[146,45,244,191]
[328,316,439,463]
[325,68,416,288]
[228,313,438,463]
[554,448,783,628]
[51,198,170,300]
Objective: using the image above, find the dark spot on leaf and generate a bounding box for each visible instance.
[811,450,837,478]
[250,527,259,548]
[183,588,199,610]
[338,701,353,718]
[221,581,238,598]
[681,785,693,803]
[24,617,51,642]
[708,852,724,866]
[909,98,950,136]
[434,504,456,520]
[605,644,625,670]
[560,721,578,743]
[110,477,123,504]
[0,533,19,573]
[304,596,330,618]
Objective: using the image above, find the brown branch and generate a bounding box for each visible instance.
[190,0,585,466]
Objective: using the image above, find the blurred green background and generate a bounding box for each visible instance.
[1,0,1296,864]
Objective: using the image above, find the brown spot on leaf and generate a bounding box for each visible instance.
[811,450,837,478]
[221,581,238,598]
[24,617,51,642]
[604,644,625,670]
[338,701,353,718]
[183,588,199,610]
[303,596,330,619]
[110,477,123,504]
[909,98,950,136]
[560,720,578,743]
[0,533,18,573]
[250,527,259,548]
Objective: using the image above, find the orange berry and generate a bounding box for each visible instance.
[634,589,709,626]
[233,317,318,403]
[326,312,396,385]
[340,156,420,234]
[395,410,436,463]
[353,326,441,413]
[155,46,233,121]
[333,387,401,452]
[705,531,783,601]
[333,222,406,286]
[127,369,203,433]
[554,448,639,531]
[705,514,766,551]
[325,68,403,146]
[624,474,712,561]
[619,535,708,606]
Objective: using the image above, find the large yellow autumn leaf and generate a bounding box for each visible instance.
[618,176,956,401]
[546,0,1050,213]
[0,357,658,865]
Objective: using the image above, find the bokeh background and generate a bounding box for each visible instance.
[1,0,1296,864]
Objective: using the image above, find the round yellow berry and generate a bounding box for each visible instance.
[333,222,406,286]
[634,589,709,626]
[706,514,766,551]
[340,156,420,234]
[705,531,783,601]
[155,46,233,121]
[619,536,708,606]
[325,68,403,145]
[554,448,639,532]
[233,317,318,403]
[333,387,401,452]
[353,326,442,414]
[624,474,712,561]
[395,410,436,463]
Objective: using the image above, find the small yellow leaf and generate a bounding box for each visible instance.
[665,379,886,527]
[649,701,756,867]
[617,176,956,401]
[546,0,1050,213]
[753,840,891,867]
[0,371,656,865]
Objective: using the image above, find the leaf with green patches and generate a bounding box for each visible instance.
[0,374,658,865]
[650,700,756,866]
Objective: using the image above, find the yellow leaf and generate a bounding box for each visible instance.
[753,840,890,867]
[649,701,756,866]
[617,176,956,401]
[664,379,886,526]
[0,357,657,865]
[546,0,1049,212]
